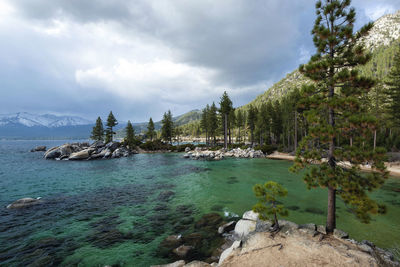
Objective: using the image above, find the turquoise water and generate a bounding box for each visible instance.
[0,140,399,266]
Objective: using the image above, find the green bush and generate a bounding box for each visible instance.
[254,144,277,154]
[139,140,172,151]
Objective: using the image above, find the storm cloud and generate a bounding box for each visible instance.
[1,0,399,122]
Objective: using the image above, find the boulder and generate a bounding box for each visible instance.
[279,220,299,234]
[255,220,272,232]
[184,261,212,267]
[111,148,123,158]
[317,225,327,235]
[44,146,61,159]
[218,221,237,234]
[7,197,42,209]
[30,146,46,152]
[69,149,90,160]
[234,219,256,238]
[105,142,120,152]
[90,140,105,148]
[183,153,191,158]
[218,240,241,265]
[173,245,193,259]
[185,147,191,152]
[150,260,185,267]
[242,210,259,221]
[333,229,349,239]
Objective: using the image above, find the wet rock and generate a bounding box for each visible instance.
[333,229,349,239]
[7,197,42,209]
[158,235,184,258]
[173,245,193,259]
[194,213,223,230]
[158,191,175,202]
[176,205,195,216]
[30,146,46,152]
[87,228,131,248]
[218,221,236,234]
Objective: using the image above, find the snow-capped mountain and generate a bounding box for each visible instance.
[0,112,92,128]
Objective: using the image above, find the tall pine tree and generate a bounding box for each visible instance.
[125,120,136,149]
[146,118,156,141]
[385,44,400,129]
[105,111,118,143]
[161,110,174,144]
[247,105,258,147]
[208,102,219,146]
[292,0,388,233]
[91,116,104,141]
[219,91,233,149]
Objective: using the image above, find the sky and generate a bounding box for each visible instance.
[1,0,400,123]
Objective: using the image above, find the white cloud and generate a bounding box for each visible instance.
[365,5,396,21]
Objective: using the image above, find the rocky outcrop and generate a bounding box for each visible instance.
[30,146,46,152]
[218,210,399,267]
[184,147,265,160]
[43,141,137,161]
[7,197,42,209]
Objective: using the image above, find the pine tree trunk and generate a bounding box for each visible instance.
[374,130,377,150]
[224,113,228,149]
[294,111,298,151]
[327,187,336,233]
[238,126,241,143]
[350,137,353,147]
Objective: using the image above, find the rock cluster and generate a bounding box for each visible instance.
[43,141,137,160]
[184,147,265,160]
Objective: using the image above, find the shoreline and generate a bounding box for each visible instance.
[266,152,400,178]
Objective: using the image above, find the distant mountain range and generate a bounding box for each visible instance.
[0,110,202,140]
[0,112,94,140]
[0,112,92,128]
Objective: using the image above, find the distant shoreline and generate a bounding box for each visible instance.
[267,152,400,178]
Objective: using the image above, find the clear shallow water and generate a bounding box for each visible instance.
[0,140,399,266]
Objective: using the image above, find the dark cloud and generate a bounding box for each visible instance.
[1,0,400,122]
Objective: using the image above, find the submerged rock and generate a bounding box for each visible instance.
[30,146,46,152]
[7,197,42,209]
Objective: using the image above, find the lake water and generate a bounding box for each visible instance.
[0,140,399,266]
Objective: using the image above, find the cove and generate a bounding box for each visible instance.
[0,140,399,266]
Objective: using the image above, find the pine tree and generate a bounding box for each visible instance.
[385,44,400,129]
[219,91,233,149]
[253,181,289,231]
[105,111,118,143]
[208,102,219,146]
[292,0,388,233]
[125,120,136,149]
[146,118,156,141]
[247,105,258,146]
[161,110,174,144]
[236,109,245,142]
[201,105,210,145]
[91,116,104,141]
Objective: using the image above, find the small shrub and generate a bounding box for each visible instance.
[253,181,288,231]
